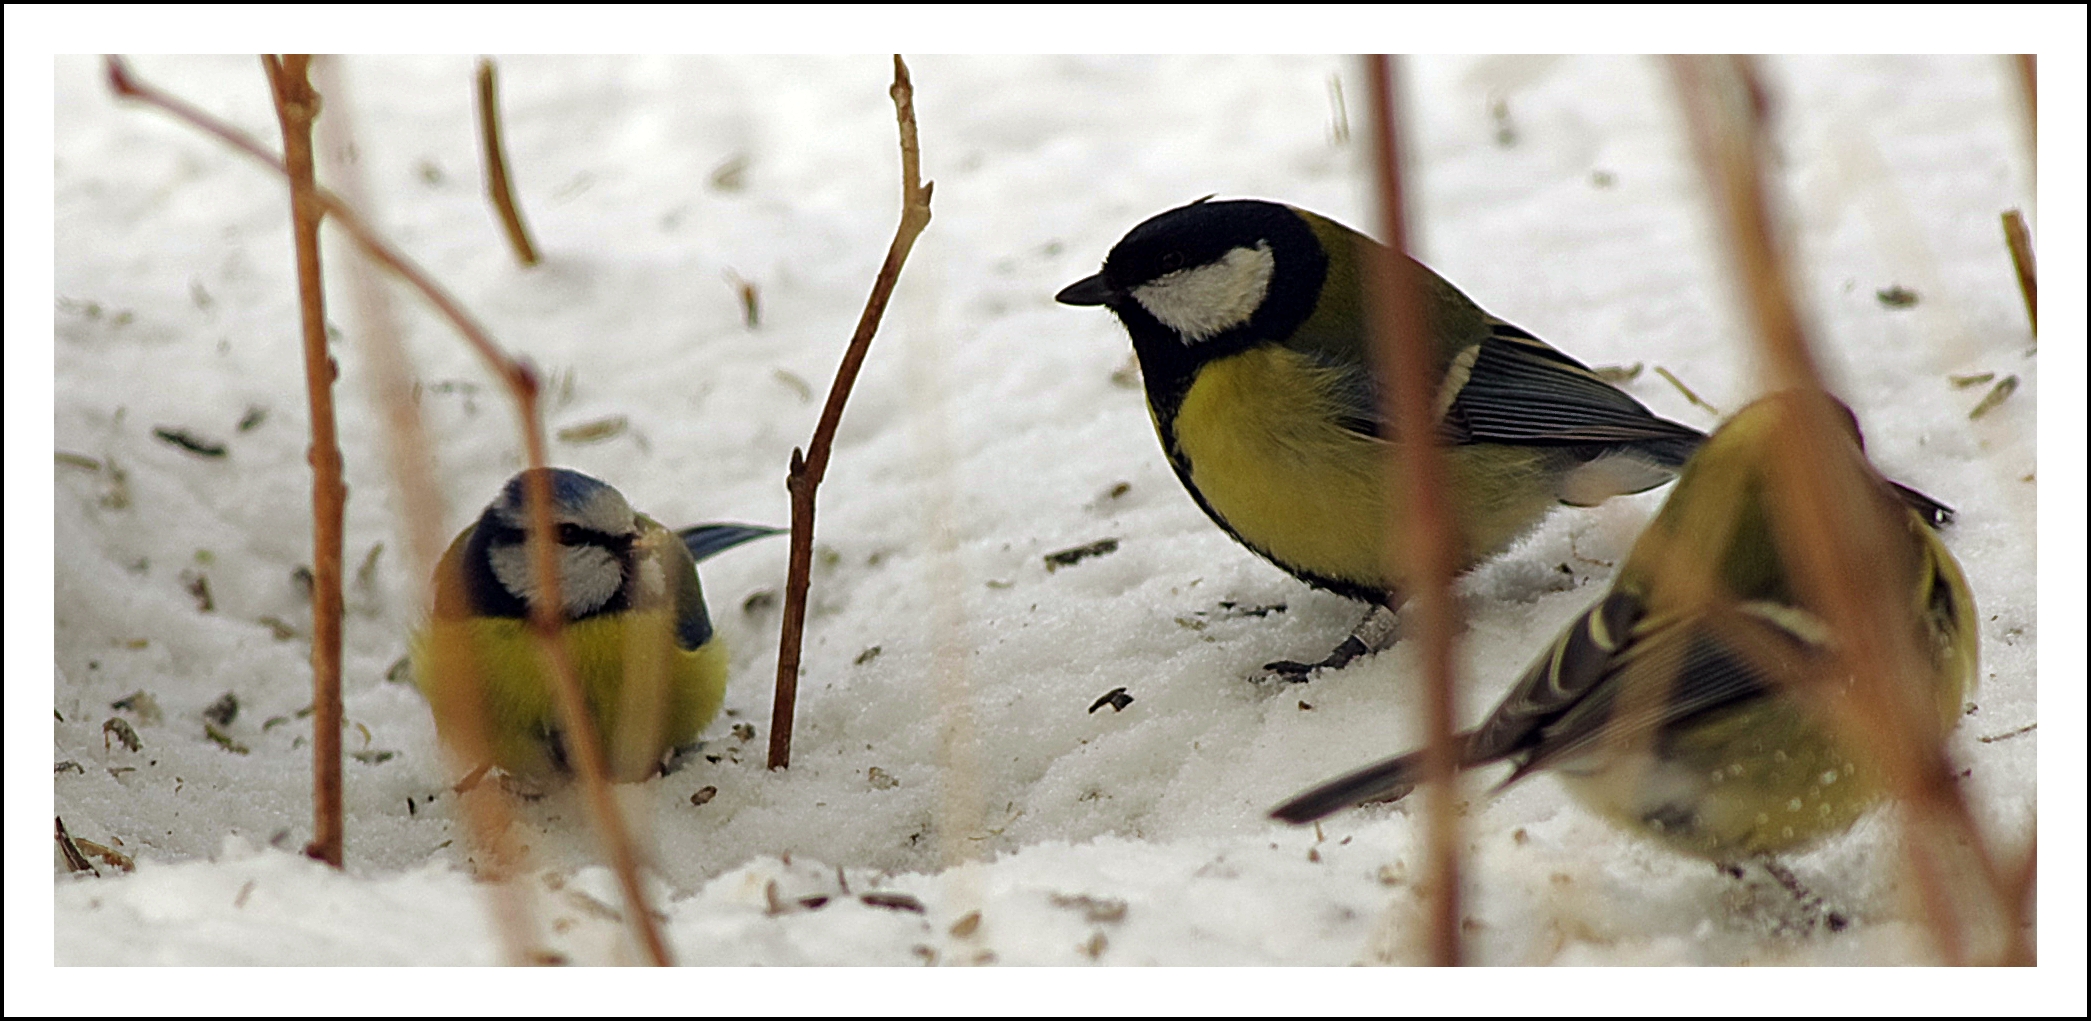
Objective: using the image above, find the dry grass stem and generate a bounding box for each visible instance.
[1668,54,2023,964]
[1653,364,1721,415]
[769,55,934,770]
[56,817,98,875]
[109,55,668,965]
[259,54,347,871]
[477,58,540,267]
[1363,53,1463,968]
[2001,209,2036,336]
[310,55,547,966]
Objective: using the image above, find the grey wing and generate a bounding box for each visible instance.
[1445,320,1706,468]
[1503,598,1825,783]
[1306,317,1706,491]
[1272,587,1646,825]
[1465,588,1647,770]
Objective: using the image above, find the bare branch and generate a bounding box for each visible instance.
[310,55,548,965]
[109,55,670,965]
[1668,53,2019,964]
[260,53,347,870]
[1363,53,1462,968]
[769,54,934,770]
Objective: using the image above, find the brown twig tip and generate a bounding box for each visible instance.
[105,55,142,96]
[512,357,541,395]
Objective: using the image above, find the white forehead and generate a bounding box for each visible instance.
[1129,241,1275,343]
[492,474,637,537]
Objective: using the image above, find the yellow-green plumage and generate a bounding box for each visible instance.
[409,469,773,784]
[1060,198,1708,634]
[412,529,729,783]
[1273,393,1978,861]
[1548,396,1976,857]
[1170,345,1562,595]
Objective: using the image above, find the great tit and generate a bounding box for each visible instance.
[1056,198,1716,677]
[1270,393,1977,863]
[410,467,780,783]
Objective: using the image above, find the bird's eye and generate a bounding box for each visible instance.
[557,523,585,545]
[1160,252,1185,271]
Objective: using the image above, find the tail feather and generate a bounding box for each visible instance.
[1889,481,1955,530]
[1633,431,1707,472]
[678,523,786,563]
[1269,749,1428,825]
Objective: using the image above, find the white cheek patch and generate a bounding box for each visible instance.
[489,540,625,618]
[1130,241,1275,343]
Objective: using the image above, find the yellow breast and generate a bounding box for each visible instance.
[411,612,728,783]
[1169,346,1561,597]
[1557,697,1881,859]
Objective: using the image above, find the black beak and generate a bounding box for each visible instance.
[1055,273,1115,307]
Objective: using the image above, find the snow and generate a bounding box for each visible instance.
[12,13,2086,1008]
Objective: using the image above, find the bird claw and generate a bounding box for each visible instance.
[1261,635,1372,682]
[1261,659,1319,683]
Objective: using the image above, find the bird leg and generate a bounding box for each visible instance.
[1758,857,1851,934]
[1264,602,1401,681]
[451,761,494,794]
[1719,858,1851,936]
[660,741,705,776]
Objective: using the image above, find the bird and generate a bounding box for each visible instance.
[1269,392,1978,863]
[1056,197,1715,677]
[410,467,781,783]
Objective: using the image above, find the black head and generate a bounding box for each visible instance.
[1057,198,1329,359]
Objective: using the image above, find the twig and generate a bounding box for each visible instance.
[769,55,933,770]
[1653,365,1721,416]
[477,58,540,267]
[1668,54,2018,965]
[108,55,669,966]
[314,58,543,963]
[1363,54,1462,968]
[260,54,346,872]
[2001,209,2035,336]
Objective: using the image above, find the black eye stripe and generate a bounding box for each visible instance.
[491,521,633,552]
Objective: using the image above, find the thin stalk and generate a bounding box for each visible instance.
[1668,54,2019,964]
[310,55,546,964]
[477,57,540,267]
[1363,53,1462,968]
[769,55,933,769]
[2001,209,2036,336]
[110,55,669,965]
[260,54,346,870]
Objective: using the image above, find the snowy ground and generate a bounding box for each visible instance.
[14,28,2086,1005]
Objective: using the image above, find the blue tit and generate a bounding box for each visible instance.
[1271,393,1977,862]
[410,467,780,783]
[1056,197,1719,677]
